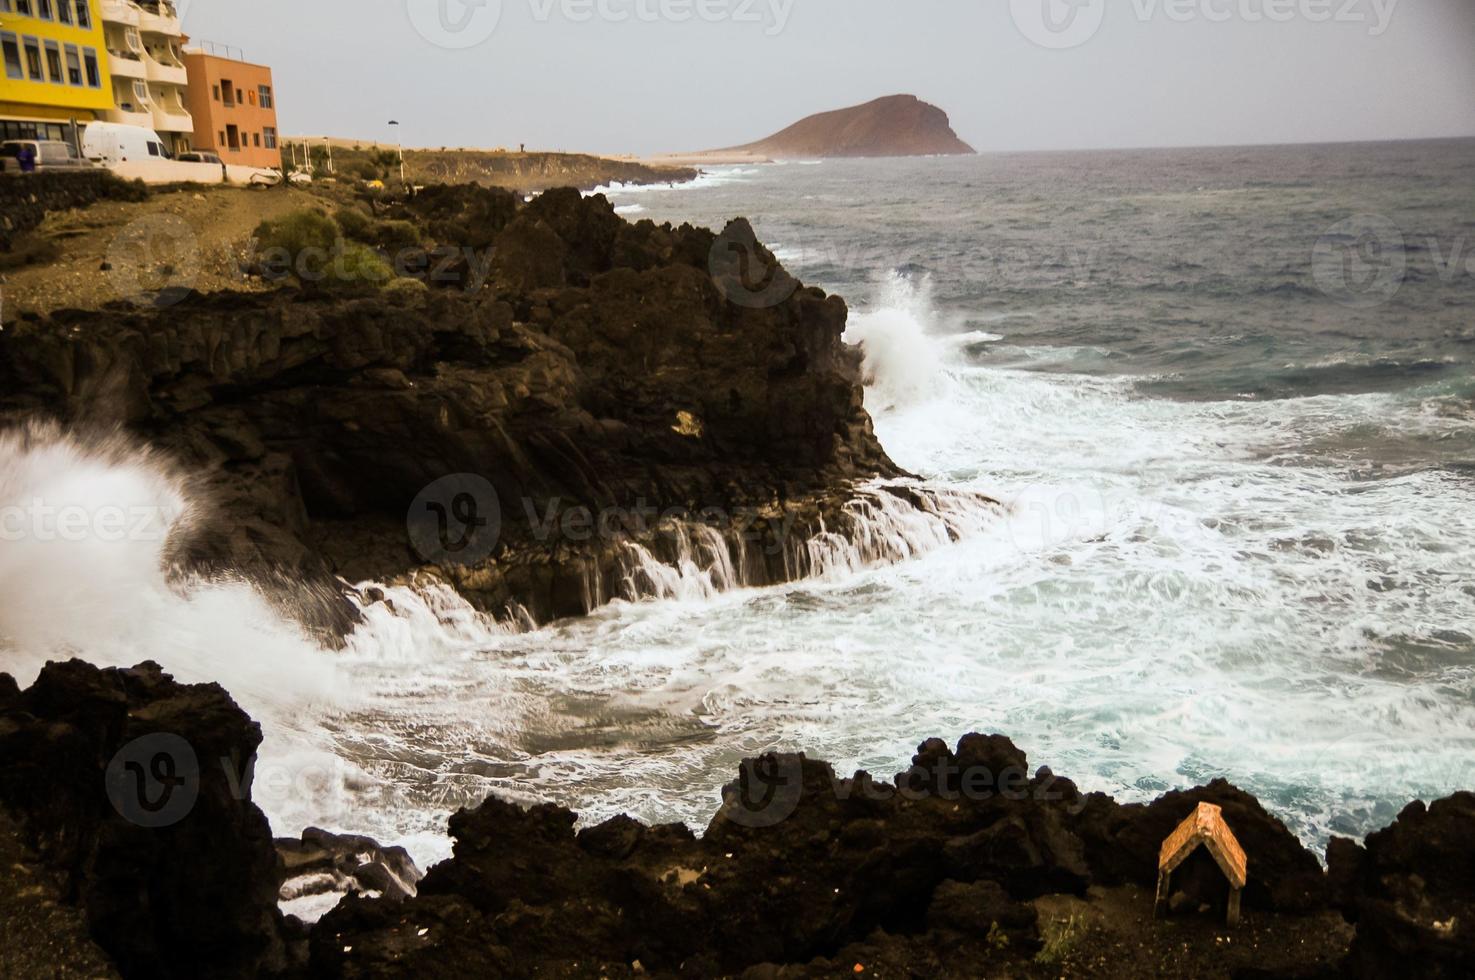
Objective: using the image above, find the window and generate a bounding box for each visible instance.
[225,124,240,150]
[74,0,89,29]
[15,0,31,15]
[1,33,20,81]
[253,132,260,147]
[221,78,234,106]
[64,44,81,85]
[23,37,41,80]
[146,141,160,157]
[212,84,220,101]
[83,47,98,87]
[131,79,149,106]
[57,0,70,24]
[217,130,224,144]
[259,85,273,109]
[263,126,277,149]
[248,89,256,106]
[43,40,61,83]
[37,0,52,20]
[124,27,141,53]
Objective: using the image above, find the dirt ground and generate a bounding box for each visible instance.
[0,812,120,979]
[0,184,321,319]
[1025,884,1351,978]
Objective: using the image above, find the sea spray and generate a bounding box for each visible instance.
[0,423,337,715]
[842,272,952,412]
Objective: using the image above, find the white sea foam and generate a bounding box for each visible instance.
[6,256,1473,882]
[294,270,1474,857]
[0,424,338,719]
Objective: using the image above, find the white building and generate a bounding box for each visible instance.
[99,0,191,154]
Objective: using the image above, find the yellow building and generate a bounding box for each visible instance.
[1,0,114,142]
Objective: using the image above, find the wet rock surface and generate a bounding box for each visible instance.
[2,659,1469,979]
[0,660,288,980]
[300,738,1353,979]
[277,826,425,911]
[1329,792,1475,978]
[0,185,911,632]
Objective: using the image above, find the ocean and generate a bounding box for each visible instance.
[9,141,1475,881]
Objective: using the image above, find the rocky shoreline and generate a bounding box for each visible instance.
[0,182,975,635]
[1,659,1470,979]
[2,183,1471,978]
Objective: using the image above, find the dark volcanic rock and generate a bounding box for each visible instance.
[309,734,1085,977]
[1078,778,1327,913]
[1330,793,1475,978]
[0,185,912,631]
[278,826,425,907]
[0,660,288,979]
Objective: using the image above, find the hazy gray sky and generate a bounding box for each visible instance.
[178,0,1475,154]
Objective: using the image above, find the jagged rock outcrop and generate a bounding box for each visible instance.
[0,185,910,630]
[307,734,1336,978]
[0,660,288,979]
[1329,793,1475,978]
[278,827,424,910]
[1076,779,1328,913]
[4,660,1464,979]
[718,95,976,159]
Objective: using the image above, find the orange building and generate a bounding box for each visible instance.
[181,47,279,168]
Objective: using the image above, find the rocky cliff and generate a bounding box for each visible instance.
[720,95,976,159]
[0,185,915,631]
[3,659,1470,979]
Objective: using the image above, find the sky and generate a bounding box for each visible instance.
[175,0,1475,155]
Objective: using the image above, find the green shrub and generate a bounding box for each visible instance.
[345,159,380,182]
[372,219,421,252]
[254,208,337,257]
[322,241,392,294]
[334,206,374,243]
[382,276,429,301]
[253,208,390,293]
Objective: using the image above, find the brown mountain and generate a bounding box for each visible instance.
[721,94,975,159]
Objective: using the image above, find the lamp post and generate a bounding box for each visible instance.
[388,119,405,184]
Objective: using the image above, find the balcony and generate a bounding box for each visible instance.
[108,106,155,129]
[100,0,141,28]
[151,105,193,135]
[144,53,187,85]
[108,51,147,80]
[136,2,182,37]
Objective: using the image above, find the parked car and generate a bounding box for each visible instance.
[0,140,95,174]
[80,122,173,166]
[177,151,224,165]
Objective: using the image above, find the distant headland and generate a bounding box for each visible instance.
[654,94,976,165]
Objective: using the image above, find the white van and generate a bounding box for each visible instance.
[82,122,174,166]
